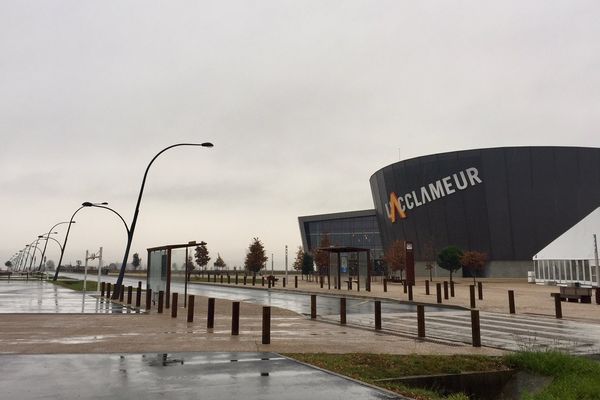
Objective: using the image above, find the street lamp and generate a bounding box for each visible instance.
[111,142,213,299]
[38,222,73,271]
[52,202,108,281]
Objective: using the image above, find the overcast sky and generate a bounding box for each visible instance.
[1,1,599,269]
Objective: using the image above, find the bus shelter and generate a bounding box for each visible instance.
[318,246,371,291]
[147,241,199,307]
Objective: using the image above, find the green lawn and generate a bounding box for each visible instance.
[51,279,99,292]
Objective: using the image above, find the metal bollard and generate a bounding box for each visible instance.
[508,290,516,314]
[374,301,382,330]
[207,298,215,329]
[235,273,238,285]
[310,295,317,319]
[231,302,240,335]
[320,276,323,289]
[119,285,124,302]
[554,293,562,319]
[348,277,352,290]
[127,286,132,305]
[403,281,407,294]
[470,285,476,309]
[443,281,449,300]
[158,291,164,313]
[417,305,425,338]
[244,275,247,286]
[136,285,141,308]
[228,275,231,284]
[408,284,413,301]
[101,282,106,297]
[340,298,346,325]
[262,276,265,286]
[383,278,387,292]
[283,277,286,288]
[171,293,178,318]
[262,306,271,344]
[268,278,272,289]
[252,275,256,286]
[425,280,430,295]
[214,273,217,283]
[106,283,111,299]
[450,281,455,297]
[187,295,195,322]
[478,281,483,300]
[146,288,152,310]
[327,275,331,290]
[596,288,600,305]
[295,275,298,288]
[471,309,481,347]
[436,283,442,304]
[220,275,223,284]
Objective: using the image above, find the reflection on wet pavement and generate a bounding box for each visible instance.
[0,352,404,399]
[0,281,137,314]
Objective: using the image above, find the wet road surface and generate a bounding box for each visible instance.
[0,352,405,399]
[0,280,136,314]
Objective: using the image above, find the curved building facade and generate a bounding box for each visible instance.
[369,146,600,276]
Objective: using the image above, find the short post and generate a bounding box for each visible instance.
[235,272,238,285]
[596,287,600,305]
[213,273,217,283]
[320,276,324,289]
[403,281,407,294]
[171,293,178,318]
[425,280,430,295]
[443,281,449,300]
[158,290,164,313]
[310,295,317,319]
[417,304,425,338]
[262,306,271,344]
[228,275,231,284]
[127,286,132,305]
[348,277,352,290]
[207,298,215,329]
[146,288,152,310]
[268,278,272,289]
[408,284,413,301]
[187,295,195,322]
[295,275,298,288]
[554,293,562,319]
[101,282,106,297]
[383,278,387,292]
[471,309,481,347]
[477,281,483,300]
[327,274,331,290]
[106,282,111,299]
[252,275,256,286]
[470,285,476,309]
[220,275,223,284]
[243,275,247,285]
[283,277,286,288]
[508,290,516,314]
[436,283,442,303]
[450,281,455,297]
[262,276,265,286]
[340,298,346,325]
[231,302,240,335]
[374,300,382,330]
[119,285,124,302]
[136,284,141,308]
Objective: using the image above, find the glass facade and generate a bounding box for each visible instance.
[301,211,384,264]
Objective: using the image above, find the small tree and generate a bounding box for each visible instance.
[185,256,195,280]
[244,237,268,274]
[313,233,331,275]
[302,253,314,276]
[461,251,488,284]
[194,242,211,270]
[384,240,406,279]
[213,254,227,270]
[437,245,463,282]
[45,260,55,270]
[132,253,141,270]
[292,247,304,271]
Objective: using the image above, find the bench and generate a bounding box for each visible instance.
[551,287,592,303]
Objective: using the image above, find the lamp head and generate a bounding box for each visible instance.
[82,202,93,207]
[201,142,214,147]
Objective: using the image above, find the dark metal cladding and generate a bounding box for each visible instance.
[369,146,600,262]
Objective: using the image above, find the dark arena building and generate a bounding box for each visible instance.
[299,146,600,278]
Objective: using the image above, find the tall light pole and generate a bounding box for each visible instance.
[38,222,72,271]
[111,142,213,300]
[52,202,107,281]
[37,235,64,271]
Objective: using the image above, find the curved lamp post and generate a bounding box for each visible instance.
[36,234,62,271]
[38,222,72,271]
[52,202,107,281]
[111,142,213,299]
